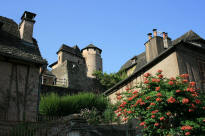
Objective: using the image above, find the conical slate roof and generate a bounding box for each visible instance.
[81,44,102,53]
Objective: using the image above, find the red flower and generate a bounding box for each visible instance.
[132,90,138,94]
[189,109,194,112]
[189,81,196,87]
[117,113,122,117]
[115,92,121,96]
[156,98,162,102]
[166,112,171,116]
[168,81,174,85]
[195,99,201,104]
[170,77,176,81]
[155,87,160,91]
[139,122,145,126]
[160,117,165,121]
[152,110,159,114]
[144,73,151,78]
[167,97,176,103]
[181,126,193,130]
[158,74,163,78]
[146,107,151,110]
[151,115,155,118]
[150,103,156,106]
[185,132,190,136]
[176,90,181,93]
[180,74,189,78]
[191,103,196,108]
[140,102,145,105]
[182,79,188,83]
[157,70,162,73]
[182,98,189,104]
[117,96,122,100]
[156,79,160,83]
[125,88,130,91]
[154,123,159,126]
[127,111,132,114]
[156,93,162,97]
[202,107,205,110]
[144,80,149,84]
[146,96,151,100]
[203,119,205,122]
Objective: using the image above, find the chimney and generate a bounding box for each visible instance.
[163,32,166,39]
[153,29,157,37]
[19,11,36,43]
[147,33,152,40]
[163,32,169,48]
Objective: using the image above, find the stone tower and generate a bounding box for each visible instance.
[81,44,102,78]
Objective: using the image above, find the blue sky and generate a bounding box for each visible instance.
[1,0,205,73]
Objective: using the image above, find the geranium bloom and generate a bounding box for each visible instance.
[166,112,171,116]
[115,92,121,96]
[117,113,122,117]
[181,126,193,130]
[158,74,163,78]
[144,80,149,84]
[132,90,138,94]
[189,81,196,87]
[117,96,122,100]
[150,103,156,106]
[154,123,159,126]
[146,107,151,110]
[176,89,181,93]
[195,99,201,104]
[136,98,142,105]
[156,98,162,102]
[185,132,190,136]
[168,81,174,85]
[127,111,132,114]
[140,102,145,105]
[191,103,196,108]
[167,97,176,103]
[157,70,162,73]
[125,88,130,91]
[144,73,151,77]
[156,93,162,97]
[152,110,159,114]
[139,122,145,126]
[146,96,151,100]
[182,98,189,104]
[182,79,188,83]
[155,87,160,91]
[180,74,189,78]
[151,115,155,118]
[170,77,176,81]
[189,109,194,112]
[160,117,165,121]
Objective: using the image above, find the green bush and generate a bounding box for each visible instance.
[39,92,109,116]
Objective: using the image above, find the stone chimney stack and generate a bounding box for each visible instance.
[147,33,152,40]
[19,11,36,43]
[153,29,157,37]
[145,29,170,62]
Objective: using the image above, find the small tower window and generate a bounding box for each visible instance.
[58,56,60,62]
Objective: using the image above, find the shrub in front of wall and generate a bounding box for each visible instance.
[115,70,205,136]
[39,92,109,116]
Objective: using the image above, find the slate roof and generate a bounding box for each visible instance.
[57,44,83,58]
[105,30,205,95]
[81,44,102,53]
[0,16,47,65]
[120,52,146,72]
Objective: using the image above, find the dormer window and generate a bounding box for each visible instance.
[131,56,137,64]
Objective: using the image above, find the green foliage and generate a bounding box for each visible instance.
[39,92,109,116]
[10,123,37,136]
[93,71,127,90]
[116,70,205,136]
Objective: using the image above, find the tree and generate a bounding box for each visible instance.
[93,71,127,90]
[115,70,205,136]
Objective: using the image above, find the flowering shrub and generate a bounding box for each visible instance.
[115,70,205,136]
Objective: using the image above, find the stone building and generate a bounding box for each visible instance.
[105,29,205,103]
[47,43,103,92]
[0,11,47,121]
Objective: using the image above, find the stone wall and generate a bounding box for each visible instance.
[0,114,140,136]
[0,60,40,121]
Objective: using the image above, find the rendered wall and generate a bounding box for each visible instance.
[108,51,179,104]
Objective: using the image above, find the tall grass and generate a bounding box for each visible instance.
[39,92,109,116]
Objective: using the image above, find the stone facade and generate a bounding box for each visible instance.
[47,44,103,92]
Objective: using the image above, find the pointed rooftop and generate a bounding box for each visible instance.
[172,30,204,45]
[81,44,102,53]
